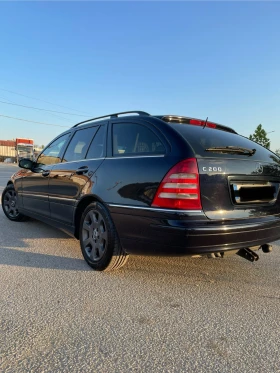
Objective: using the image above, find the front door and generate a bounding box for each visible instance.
[21,133,71,217]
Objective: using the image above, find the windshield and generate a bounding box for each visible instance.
[172,124,278,162]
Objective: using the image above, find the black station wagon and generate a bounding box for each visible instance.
[2,111,280,270]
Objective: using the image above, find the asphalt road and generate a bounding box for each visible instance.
[0,163,18,195]
[0,163,280,373]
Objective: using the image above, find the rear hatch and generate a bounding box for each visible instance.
[171,123,280,220]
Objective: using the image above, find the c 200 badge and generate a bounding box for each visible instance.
[202,166,223,172]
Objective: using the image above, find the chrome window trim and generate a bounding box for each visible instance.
[108,204,203,213]
[106,155,165,160]
[51,158,105,166]
[41,155,164,166]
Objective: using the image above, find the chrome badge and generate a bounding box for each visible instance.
[255,163,263,174]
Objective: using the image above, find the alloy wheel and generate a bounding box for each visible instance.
[3,190,19,219]
[82,209,108,261]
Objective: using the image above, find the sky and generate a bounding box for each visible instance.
[0,2,280,151]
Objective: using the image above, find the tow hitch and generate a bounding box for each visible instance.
[237,248,259,262]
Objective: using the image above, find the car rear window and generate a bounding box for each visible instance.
[172,124,276,162]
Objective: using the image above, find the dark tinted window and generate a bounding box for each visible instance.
[112,123,165,156]
[172,124,274,161]
[37,133,70,165]
[63,127,98,162]
[86,126,106,159]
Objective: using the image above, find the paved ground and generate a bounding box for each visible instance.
[0,163,18,195]
[0,163,280,372]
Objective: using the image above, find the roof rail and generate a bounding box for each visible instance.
[72,111,150,128]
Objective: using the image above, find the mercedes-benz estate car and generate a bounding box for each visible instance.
[2,111,280,271]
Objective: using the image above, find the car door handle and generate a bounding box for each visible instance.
[76,166,89,175]
[42,170,50,177]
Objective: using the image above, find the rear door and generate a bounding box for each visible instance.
[48,124,106,226]
[172,124,280,220]
[97,119,172,205]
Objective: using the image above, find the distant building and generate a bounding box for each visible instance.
[0,140,16,162]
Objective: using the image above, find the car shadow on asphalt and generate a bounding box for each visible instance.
[0,247,92,271]
[0,246,91,271]
[0,213,92,271]
[0,215,72,241]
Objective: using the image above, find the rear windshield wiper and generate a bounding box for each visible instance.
[205,146,256,156]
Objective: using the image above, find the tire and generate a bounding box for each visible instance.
[1,184,28,222]
[79,202,129,271]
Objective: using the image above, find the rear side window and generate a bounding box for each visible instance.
[112,122,165,156]
[86,126,106,159]
[63,127,98,162]
[173,124,274,160]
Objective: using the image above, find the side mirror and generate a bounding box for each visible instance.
[19,158,34,170]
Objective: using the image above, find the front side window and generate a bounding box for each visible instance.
[112,123,165,156]
[63,126,98,163]
[37,133,70,166]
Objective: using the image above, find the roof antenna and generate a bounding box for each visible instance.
[203,116,208,129]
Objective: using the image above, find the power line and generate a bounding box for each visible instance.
[0,95,16,104]
[0,99,89,117]
[38,111,75,123]
[0,88,89,115]
[0,95,76,123]
[0,114,70,128]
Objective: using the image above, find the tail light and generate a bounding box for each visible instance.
[152,158,202,210]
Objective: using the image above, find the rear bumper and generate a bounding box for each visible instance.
[174,219,280,254]
[109,205,280,255]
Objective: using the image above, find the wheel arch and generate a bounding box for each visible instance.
[74,195,105,239]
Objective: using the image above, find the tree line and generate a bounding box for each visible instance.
[248,124,279,156]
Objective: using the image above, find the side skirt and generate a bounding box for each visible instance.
[19,208,76,238]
